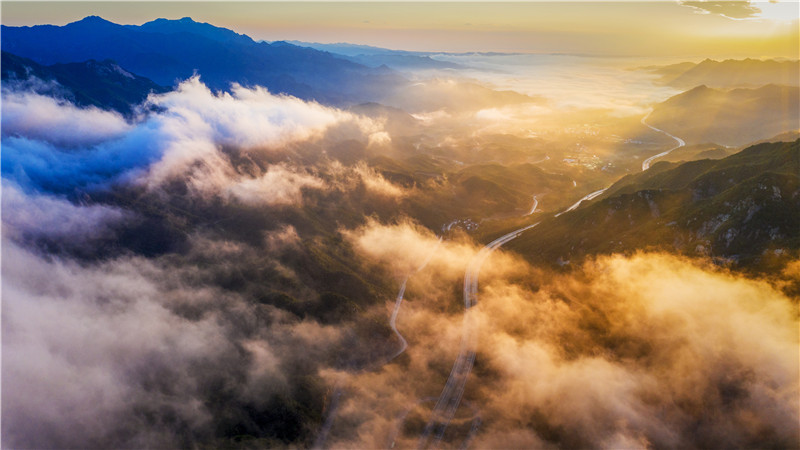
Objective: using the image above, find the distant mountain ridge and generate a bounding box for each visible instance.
[649,58,800,88]
[648,84,800,146]
[132,16,255,45]
[285,41,468,70]
[1,16,406,105]
[1,50,169,114]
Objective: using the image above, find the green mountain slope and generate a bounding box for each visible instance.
[507,139,800,274]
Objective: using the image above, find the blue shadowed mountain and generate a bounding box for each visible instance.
[1,51,169,115]
[1,16,407,105]
[132,16,257,46]
[284,40,468,71]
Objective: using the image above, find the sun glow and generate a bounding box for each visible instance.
[1,1,797,57]
[754,1,800,23]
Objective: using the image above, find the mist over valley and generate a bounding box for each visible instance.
[2,7,798,449]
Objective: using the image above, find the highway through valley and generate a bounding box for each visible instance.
[317,112,686,449]
[416,113,686,448]
[641,111,686,170]
[417,222,539,449]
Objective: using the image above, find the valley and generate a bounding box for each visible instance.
[2,7,798,450]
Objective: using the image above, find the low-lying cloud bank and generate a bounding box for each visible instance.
[1,237,347,448]
[1,77,405,447]
[473,252,799,448]
[328,220,799,448]
[2,88,132,146]
[2,74,797,449]
[3,177,797,448]
[1,77,388,204]
[2,180,131,244]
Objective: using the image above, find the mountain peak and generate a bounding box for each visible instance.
[136,16,254,45]
[148,17,197,24]
[70,16,116,27]
[1,15,400,101]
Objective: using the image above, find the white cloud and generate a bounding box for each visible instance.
[137,78,384,200]
[1,90,131,147]
[0,236,347,448]
[1,240,229,447]
[1,180,130,242]
[2,77,386,205]
[149,78,357,152]
[223,163,325,206]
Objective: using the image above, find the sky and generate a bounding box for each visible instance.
[1,1,798,58]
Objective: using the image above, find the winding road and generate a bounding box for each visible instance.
[416,113,686,448]
[317,111,685,449]
[314,238,442,449]
[418,223,538,449]
[388,237,443,362]
[640,111,686,170]
[554,188,607,218]
[526,195,539,216]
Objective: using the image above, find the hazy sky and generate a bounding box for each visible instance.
[1,1,798,57]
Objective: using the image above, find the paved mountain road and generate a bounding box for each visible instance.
[418,113,686,448]
[641,111,686,170]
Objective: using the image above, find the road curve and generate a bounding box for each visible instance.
[641,111,686,170]
[388,237,442,362]
[555,111,686,219]
[315,237,441,449]
[418,223,538,449]
[526,195,539,216]
[313,386,344,449]
[417,111,688,448]
[554,188,607,218]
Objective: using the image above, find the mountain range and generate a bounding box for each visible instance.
[648,58,800,88]
[285,41,467,70]
[1,16,406,105]
[648,84,800,146]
